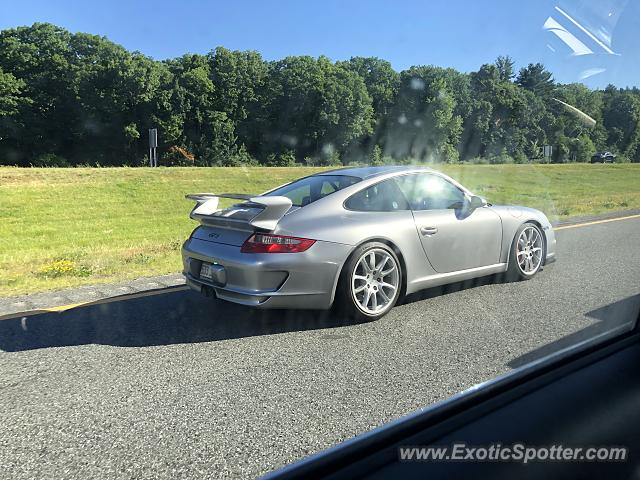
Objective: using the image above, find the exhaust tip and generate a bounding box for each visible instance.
[201,285,217,298]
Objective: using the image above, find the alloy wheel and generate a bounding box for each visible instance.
[351,248,400,315]
[516,226,543,275]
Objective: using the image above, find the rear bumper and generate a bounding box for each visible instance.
[181,237,352,310]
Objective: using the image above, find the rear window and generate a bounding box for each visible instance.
[265,175,360,207]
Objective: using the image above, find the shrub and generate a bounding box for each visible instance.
[488,150,514,164]
[464,157,489,164]
[370,145,383,166]
[513,151,529,164]
[398,156,422,165]
[325,152,342,166]
[265,150,297,167]
[624,140,640,163]
[30,153,70,167]
[553,136,571,163]
[345,160,366,166]
[440,144,460,163]
[312,150,342,166]
[225,144,258,166]
[614,154,630,163]
[568,135,596,162]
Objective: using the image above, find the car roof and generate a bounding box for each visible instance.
[316,165,435,180]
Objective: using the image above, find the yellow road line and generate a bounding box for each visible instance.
[5,214,640,317]
[554,213,640,231]
[42,302,91,312]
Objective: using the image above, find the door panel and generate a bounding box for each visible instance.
[394,173,503,273]
[412,207,502,273]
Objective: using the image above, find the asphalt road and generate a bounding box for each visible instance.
[1,218,639,479]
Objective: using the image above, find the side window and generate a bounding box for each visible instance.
[345,179,410,212]
[396,174,466,210]
[266,175,360,207]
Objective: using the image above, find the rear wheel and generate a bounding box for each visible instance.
[505,222,544,281]
[335,242,402,321]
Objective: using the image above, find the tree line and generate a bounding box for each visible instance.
[1,23,639,167]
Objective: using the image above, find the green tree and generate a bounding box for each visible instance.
[554,83,606,148]
[208,47,269,152]
[465,64,547,160]
[263,55,373,161]
[0,67,30,162]
[602,87,640,156]
[166,54,227,163]
[339,57,399,119]
[517,63,555,98]
[0,23,77,163]
[494,55,515,82]
[0,68,27,117]
[321,61,375,153]
[1,22,638,167]
[0,23,177,165]
[384,66,463,162]
[71,32,176,164]
[197,111,237,166]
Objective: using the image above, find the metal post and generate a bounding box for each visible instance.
[149,128,158,167]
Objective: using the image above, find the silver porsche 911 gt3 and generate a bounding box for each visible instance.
[182,166,556,320]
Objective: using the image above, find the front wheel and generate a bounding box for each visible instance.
[505,222,545,281]
[335,242,402,321]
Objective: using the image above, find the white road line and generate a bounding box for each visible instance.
[555,214,640,231]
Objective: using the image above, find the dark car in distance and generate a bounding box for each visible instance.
[591,151,615,163]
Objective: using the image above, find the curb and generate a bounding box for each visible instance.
[0,273,186,319]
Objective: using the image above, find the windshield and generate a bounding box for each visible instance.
[265,174,360,206]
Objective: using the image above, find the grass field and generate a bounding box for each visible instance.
[1,164,639,297]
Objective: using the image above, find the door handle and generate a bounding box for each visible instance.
[420,226,438,235]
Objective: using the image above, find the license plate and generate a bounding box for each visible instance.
[199,262,226,285]
[200,263,215,280]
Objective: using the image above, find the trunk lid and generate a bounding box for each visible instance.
[190,224,253,247]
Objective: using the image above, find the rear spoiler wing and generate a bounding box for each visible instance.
[185,193,293,231]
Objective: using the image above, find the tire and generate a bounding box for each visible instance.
[334,242,403,322]
[505,222,545,282]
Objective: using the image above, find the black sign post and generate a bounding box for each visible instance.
[149,128,158,167]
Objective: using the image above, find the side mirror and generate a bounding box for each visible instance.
[468,195,487,209]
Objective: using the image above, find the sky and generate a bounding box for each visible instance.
[1,0,639,88]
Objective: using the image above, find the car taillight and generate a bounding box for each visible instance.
[241,233,316,253]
